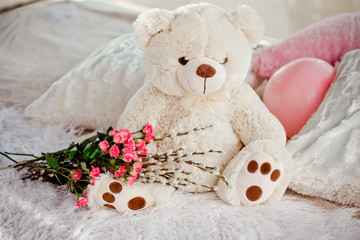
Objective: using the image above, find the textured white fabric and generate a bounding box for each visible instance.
[287,49,360,207]
[0,0,139,109]
[1,107,359,239]
[25,33,146,129]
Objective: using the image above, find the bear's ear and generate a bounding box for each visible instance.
[228,5,265,48]
[133,8,174,47]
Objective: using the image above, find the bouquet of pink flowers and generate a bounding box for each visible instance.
[0,124,155,207]
[1,123,227,208]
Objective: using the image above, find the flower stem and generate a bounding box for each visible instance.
[0,152,18,164]
[0,155,45,170]
[131,130,143,134]
[4,152,39,159]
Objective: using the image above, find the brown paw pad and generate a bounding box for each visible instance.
[128,197,146,210]
[247,160,258,173]
[260,162,271,175]
[102,192,115,203]
[103,204,116,209]
[246,185,262,201]
[271,169,281,182]
[109,182,122,193]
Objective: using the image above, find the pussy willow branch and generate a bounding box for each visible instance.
[153,124,213,141]
[141,147,228,187]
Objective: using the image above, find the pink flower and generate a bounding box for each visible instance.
[113,133,124,144]
[83,190,88,198]
[114,166,126,178]
[109,145,120,158]
[123,151,138,162]
[99,140,110,153]
[90,178,96,185]
[122,146,133,154]
[135,140,147,155]
[126,176,136,185]
[135,140,146,149]
[143,123,154,135]
[119,128,132,142]
[145,133,155,143]
[71,170,82,182]
[90,167,100,178]
[125,137,136,150]
[130,170,138,178]
[76,197,88,207]
[109,129,119,137]
[126,171,139,185]
[133,162,143,172]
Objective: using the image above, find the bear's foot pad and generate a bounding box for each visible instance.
[102,185,147,210]
[237,152,283,205]
[91,175,154,212]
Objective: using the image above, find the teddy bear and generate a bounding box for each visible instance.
[87,2,293,212]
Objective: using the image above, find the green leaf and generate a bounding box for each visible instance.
[90,148,100,159]
[67,142,76,150]
[80,161,88,171]
[97,132,107,141]
[45,155,59,168]
[84,147,94,158]
[69,146,77,160]
[79,135,98,148]
[86,142,93,149]
[83,154,91,161]
[106,127,114,134]
[109,159,115,165]
[83,143,94,159]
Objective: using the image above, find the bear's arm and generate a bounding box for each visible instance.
[116,82,167,132]
[230,83,286,145]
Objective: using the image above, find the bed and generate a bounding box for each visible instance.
[0,1,359,239]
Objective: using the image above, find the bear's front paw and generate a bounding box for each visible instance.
[237,152,283,205]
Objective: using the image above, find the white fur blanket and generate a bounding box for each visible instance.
[1,107,359,239]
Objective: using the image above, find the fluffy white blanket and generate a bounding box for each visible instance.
[0,106,359,239]
[288,49,360,207]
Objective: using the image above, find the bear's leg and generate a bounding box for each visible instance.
[87,173,175,212]
[216,140,293,206]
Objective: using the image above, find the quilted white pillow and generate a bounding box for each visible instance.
[25,33,146,129]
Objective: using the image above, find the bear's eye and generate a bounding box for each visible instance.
[221,57,228,65]
[178,57,189,65]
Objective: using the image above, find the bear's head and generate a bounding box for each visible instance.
[134,3,264,96]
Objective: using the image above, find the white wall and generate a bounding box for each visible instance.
[112,0,360,40]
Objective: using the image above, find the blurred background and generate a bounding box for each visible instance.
[1,0,359,39]
[103,0,360,39]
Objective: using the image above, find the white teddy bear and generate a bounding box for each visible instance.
[87,3,293,212]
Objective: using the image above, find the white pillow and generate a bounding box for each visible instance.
[25,33,146,129]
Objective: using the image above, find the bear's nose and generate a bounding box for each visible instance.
[196,64,216,78]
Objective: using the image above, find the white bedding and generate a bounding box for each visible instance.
[288,49,360,207]
[0,0,138,108]
[0,1,359,239]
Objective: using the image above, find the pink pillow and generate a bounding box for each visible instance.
[253,13,360,79]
